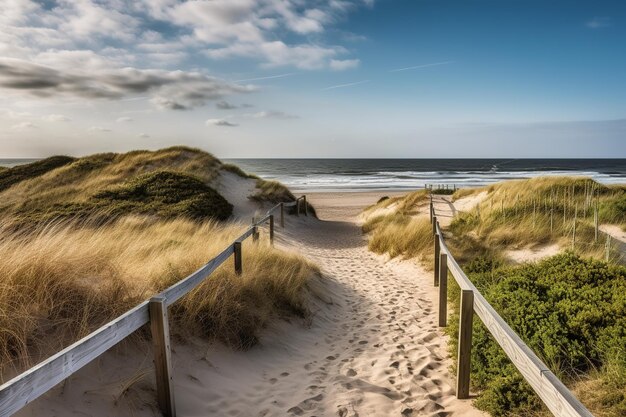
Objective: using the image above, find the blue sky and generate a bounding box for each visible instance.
[0,0,624,157]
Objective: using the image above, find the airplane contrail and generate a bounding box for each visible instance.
[235,73,295,82]
[322,80,371,91]
[389,61,455,72]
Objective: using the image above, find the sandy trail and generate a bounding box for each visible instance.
[17,192,484,417]
[175,193,484,416]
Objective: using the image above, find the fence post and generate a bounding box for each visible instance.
[438,253,448,327]
[429,202,433,224]
[296,199,300,217]
[269,215,274,245]
[303,195,308,216]
[234,241,242,275]
[280,202,285,228]
[457,289,474,399]
[432,216,437,236]
[253,225,259,242]
[149,296,176,417]
[434,234,440,287]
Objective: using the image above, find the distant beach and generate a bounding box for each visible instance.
[227,158,626,192]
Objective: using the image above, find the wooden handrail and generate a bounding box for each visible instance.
[430,200,594,417]
[0,196,307,417]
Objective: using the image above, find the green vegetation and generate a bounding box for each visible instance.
[361,178,626,417]
[250,179,296,203]
[15,171,233,225]
[221,163,260,179]
[361,190,431,261]
[450,177,626,260]
[0,156,75,192]
[0,147,316,373]
[0,147,302,227]
[446,253,626,417]
[432,187,455,195]
[0,217,317,370]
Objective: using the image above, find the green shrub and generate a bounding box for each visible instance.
[93,171,233,221]
[18,171,233,224]
[448,253,626,416]
[250,179,296,203]
[0,156,75,192]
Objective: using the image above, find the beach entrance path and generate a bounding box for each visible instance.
[170,192,486,417]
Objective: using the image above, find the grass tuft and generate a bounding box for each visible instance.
[0,216,316,371]
[221,163,260,179]
[0,156,75,192]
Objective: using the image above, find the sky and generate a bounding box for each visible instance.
[0,0,625,158]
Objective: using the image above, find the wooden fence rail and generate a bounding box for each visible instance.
[0,199,303,417]
[429,200,594,417]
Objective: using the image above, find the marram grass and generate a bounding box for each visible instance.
[0,216,316,375]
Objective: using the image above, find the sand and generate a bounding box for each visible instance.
[16,189,486,417]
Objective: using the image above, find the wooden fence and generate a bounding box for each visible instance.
[0,198,308,417]
[429,198,595,417]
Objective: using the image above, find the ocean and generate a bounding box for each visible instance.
[2,158,625,192]
[226,159,626,192]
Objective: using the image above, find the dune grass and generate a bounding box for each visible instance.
[0,216,317,375]
[0,147,303,227]
[221,163,260,180]
[449,177,625,260]
[361,190,432,261]
[250,179,296,203]
[0,156,76,193]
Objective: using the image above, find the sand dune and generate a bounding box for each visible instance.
[17,191,485,417]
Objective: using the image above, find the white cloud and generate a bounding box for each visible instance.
[152,0,363,70]
[0,109,32,119]
[205,118,238,127]
[0,0,368,116]
[138,132,150,138]
[88,126,112,132]
[330,59,360,71]
[11,122,37,130]
[586,17,611,29]
[207,41,346,70]
[0,58,255,110]
[253,110,298,119]
[43,114,71,122]
[116,116,133,122]
[216,100,238,110]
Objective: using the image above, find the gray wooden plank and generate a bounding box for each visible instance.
[0,301,150,417]
[149,297,176,417]
[161,245,234,306]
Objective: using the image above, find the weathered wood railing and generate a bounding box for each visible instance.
[0,198,305,417]
[429,200,594,417]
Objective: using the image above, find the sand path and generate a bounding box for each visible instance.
[174,194,484,417]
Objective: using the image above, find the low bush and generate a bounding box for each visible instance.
[250,179,296,203]
[15,171,233,225]
[0,156,75,192]
[447,253,626,417]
